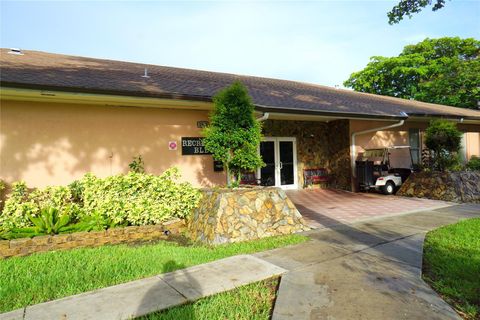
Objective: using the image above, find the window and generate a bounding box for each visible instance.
[409,128,420,165]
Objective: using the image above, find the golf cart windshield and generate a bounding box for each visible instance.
[388,147,413,169]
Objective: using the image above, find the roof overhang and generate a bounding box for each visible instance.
[0,87,213,110]
[2,86,480,124]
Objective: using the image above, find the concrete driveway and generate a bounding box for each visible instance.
[286,189,452,229]
[255,203,480,320]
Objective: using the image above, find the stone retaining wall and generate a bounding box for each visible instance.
[0,219,185,259]
[188,187,310,245]
[397,171,480,203]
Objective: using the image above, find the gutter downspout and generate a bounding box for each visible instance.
[257,112,269,122]
[350,113,408,191]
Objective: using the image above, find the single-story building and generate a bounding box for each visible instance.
[1,48,480,191]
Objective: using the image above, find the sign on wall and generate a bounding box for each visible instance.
[168,141,178,151]
[181,137,212,155]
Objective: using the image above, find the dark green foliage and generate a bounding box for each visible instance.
[344,37,480,109]
[128,155,145,173]
[203,81,264,185]
[466,156,480,171]
[424,120,463,171]
[388,0,447,24]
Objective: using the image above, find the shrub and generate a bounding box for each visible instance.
[0,167,200,232]
[424,120,463,171]
[466,156,480,171]
[0,180,6,210]
[1,182,81,231]
[80,167,200,225]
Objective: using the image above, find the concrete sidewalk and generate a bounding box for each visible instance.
[255,203,480,320]
[0,255,286,320]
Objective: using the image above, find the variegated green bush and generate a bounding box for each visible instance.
[0,167,201,231]
[0,182,81,230]
[80,168,201,225]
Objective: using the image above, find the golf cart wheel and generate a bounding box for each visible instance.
[383,181,395,195]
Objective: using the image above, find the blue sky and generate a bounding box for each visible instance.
[1,1,479,87]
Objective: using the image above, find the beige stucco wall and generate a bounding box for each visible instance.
[465,132,480,160]
[0,100,226,188]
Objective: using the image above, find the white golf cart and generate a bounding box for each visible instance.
[356,146,414,195]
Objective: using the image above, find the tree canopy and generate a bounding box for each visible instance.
[344,37,480,109]
[388,0,447,24]
[203,81,264,186]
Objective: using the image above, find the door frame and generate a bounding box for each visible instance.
[257,137,298,190]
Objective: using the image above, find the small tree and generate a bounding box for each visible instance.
[424,120,462,171]
[203,81,264,186]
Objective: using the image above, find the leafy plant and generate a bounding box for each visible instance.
[0,168,199,234]
[424,120,463,172]
[0,183,81,231]
[0,181,33,230]
[68,180,84,203]
[2,207,71,239]
[29,207,71,235]
[64,212,123,233]
[466,156,480,171]
[129,155,145,173]
[203,81,264,186]
[0,180,6,212]
[80,168,201,225]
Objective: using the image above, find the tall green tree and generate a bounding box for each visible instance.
[203,81,264,186]
[344,37,480,109]
[388,0,448,24]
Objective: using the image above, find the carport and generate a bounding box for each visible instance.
[286,189,452,229]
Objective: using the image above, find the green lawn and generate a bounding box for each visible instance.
[0,234,307,313]
[423,218,480,320]
[140,278,279,320]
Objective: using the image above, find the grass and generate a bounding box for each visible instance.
[0,234,307,313]
[139,278,279,320]
[422,218,480,320]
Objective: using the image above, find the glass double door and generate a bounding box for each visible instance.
[258,137,297,189]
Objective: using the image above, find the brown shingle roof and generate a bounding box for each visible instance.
[1,49,480,120]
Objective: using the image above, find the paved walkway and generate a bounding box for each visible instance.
[255,203,480,320]
[0,255,286,320]
[287,189,452,229]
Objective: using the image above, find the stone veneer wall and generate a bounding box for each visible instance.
[0,219,185,259]
[397,171,480,203]
[263,119,351,190]
[188,187,310,245]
